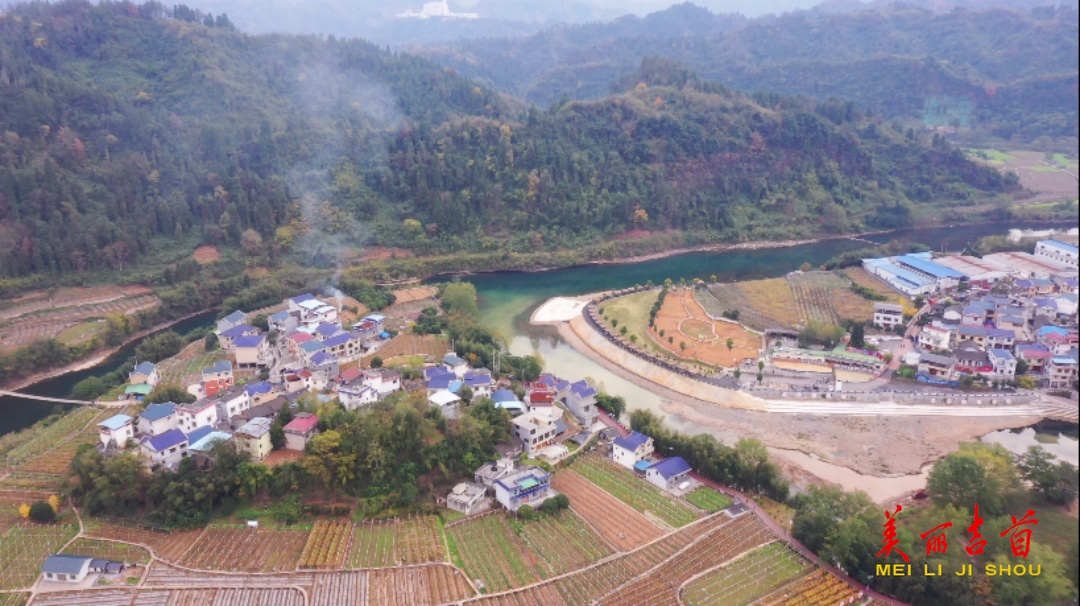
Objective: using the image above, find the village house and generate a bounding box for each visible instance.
[954,343,993,375]
[956,326,1015,351]
[268,310,300,334]
[612,431,654,470]
[494,466,554,512]
[564,380,598,427]
[443,353,469,378]
[216,310,248,334]
[174,399,219,434]
[243,381,278,405]
[296,298,339,327]
[362,313,386,333]
[371,370,401,396]
[140,429,188,468]
[492,388,527,416]
[338,384,378,410]
[1016,343,1053,375]
[474,459,516,489]
[137,402,177,435]
[283,413,319,451]
[239,396,289,422]
[462,370,494,397]
[988,349,1017,381]
[212,385,252,421]
[645,456,692,491]
[918,352,954,379]
[217,324,259,350]
[129,361,159,387]
[1047,356,1078,389]
[1040,331,1078,356]
[511,412,558,456]
[918,323,953,352]
[188,429,232,454]
[284,330,316,355]
[429,390,462,420]
[872,302,905,329]
[40,555,93,584]
[234,417,274,461]
[1034,239,1079,269]
[446,482,488,516]
[201,360,234,398]
[320,332,363,361]
[1054,293,1078,318]
[234,334,270,369]
[97,414,134,449]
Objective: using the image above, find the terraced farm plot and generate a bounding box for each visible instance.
[680,542,811,606]
[366,565,475,605]
[0,593,28,606]
[447,514,541,592]
[788,271,875,325]
[0,289,159,351]
[757,569,863,605]
[391,285,438,303]
[698,285,782,332]
[735,279,800,328]
[61,537,152,565]
[85,521,203,562]
[364,334,450,364]
[349,516,444,567]
[3,407,99,466]
[55,321,105,346]
[519,511,614,577]
[299,520,353,569]
[572,455,699,528]
[156,340,229,388]
[18,409,120,474]
[551,471,663,551]
[0,490,55,532]
[683,488,732,513]
[844,267,907,303]
[180,525,309,572]
[0,524,78,589]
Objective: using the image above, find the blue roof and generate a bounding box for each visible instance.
[244,381,273,396]
[538,375,557,387]
[141,429,187,452]
[300,341,326,353]
[448,380,463,394]
[570,380,596,398]
[425,366,454,380]
[1038,326,1069,337]
[186,425,214,445]
[310,351,337,366]
[648,456,692,479]
[291,293,315,304]
[222,310,247,324]
[444,354,466,366]
[41,555,92,575]
[863,259,935,288]
[316,322,341,337]
[613,431,650,451]
[269,310,290,321]
[958,326,1014,338]
[133,361,157,376]
[896,255,965,279]
[634,460,653,471]
[140,402,176,421]
[322,333,355,348]
[1052,356,1078,366]
[989,349,1015,361]
[428,377,453,390]
[98,414,133,431]
[495,401,526,411]
[233,334,265,348]
[379,331,391,339]
[554,419,569,435]
[464,371,493,386]
[203,360,232,375]
[190,431,233,452]
[1041,239,1079,254]
[220,324,255,338]
[555,380,571,390]
[492,389,519,403]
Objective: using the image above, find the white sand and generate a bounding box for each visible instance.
[531,297,589,324]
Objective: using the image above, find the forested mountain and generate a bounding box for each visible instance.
[0,1,1017,280]
[413,3,1080,143]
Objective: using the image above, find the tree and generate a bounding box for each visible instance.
[1016,375,1035,389]
[18,504,29,518]
[250,314,269,331]
[726,338,734,352]
[756,373,763,384]
[680,341,686,351]
[205,332,219,351]
[1018,446,1079,505]
[29,501,56,523]
[240,229,264,257]
[145,385,196,405]
[71,376,107,400]
[370,356,383,369]
[1015,359,1029,375]
[926,452,1002,514]
[270,420,285,450]
[441,282,479,318]
[849,323,865,348]
[595,393,626,419]
[734,369,741,380]
[758,360,765,371]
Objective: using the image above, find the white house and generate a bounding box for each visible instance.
[918,323,953,352]
[234,335,270,369]
[645,456,692,491]
[213,386,252,421]
[283,413,319,451]
[988,349,1017,380]
[565,380,598,427]
[611,431,654,470]
[174,400,220,435]
[97,414,134,449]
[429,390,462,420]
[339,385,379,410]
[129,361,159,387]
[216,310,248,334]
[139,429,189,468]
[493,466,553,512]
[137,403,177,435]
[1034,240,1079,269]
[446,482,488,516]
[873,302,905,330]
[443,353,468,378]
[41,555,93,584]
[510,412,558,456]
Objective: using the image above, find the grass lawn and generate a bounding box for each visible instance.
[1031,506,1078,556]
[572,456,698,528]
[1030,165,1060,172]
[56,321,104,345]
[681,542,810,606]
[684,488,732,513]
[597,290,663,353]
[965,148,1016,165]
[1051,153,1078,169]
[384,354,425,367]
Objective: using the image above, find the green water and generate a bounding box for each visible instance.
[443,222,1075,421]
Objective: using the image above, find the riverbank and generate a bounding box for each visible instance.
[1,308,214,393]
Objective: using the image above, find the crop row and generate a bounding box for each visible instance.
[681,542,811,606]
[571,455,699,528]
[84,520,203,562]
[762,570,862,606]
[349,516,445,568]
[551,470,663,551]
[178,527,309,572]
[448,513,541,593]
[299,520,353,569]
[518,511,613,577]
[4,407,99,465]
[0,523,78,590]
[62,537,152,565]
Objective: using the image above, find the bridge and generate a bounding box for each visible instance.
[0,389,107,407]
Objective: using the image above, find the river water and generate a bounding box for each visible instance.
[1,221,1073,439]
[0,311,217,436]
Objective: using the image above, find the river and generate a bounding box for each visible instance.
[0,311,217,436]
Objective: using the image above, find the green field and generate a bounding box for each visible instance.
[681,542,810,606]
[55,321,104,346]
[62,538,152,565]
[1051,153,1078,169]
[0,524,79,590]
[571,455,699,528]
[597,290,664,353]
[684,488,732,513]
[448,514,541,592]
[519,511,613,577]
[965,148,1016,165]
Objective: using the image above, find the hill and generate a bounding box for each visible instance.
[412,3,1080,143]
[0,2,1017,282]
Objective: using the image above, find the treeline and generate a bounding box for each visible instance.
[70,391,512,527]
[0,1,1019,282]
[629,409,788,502]
[790,443,1078,605]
